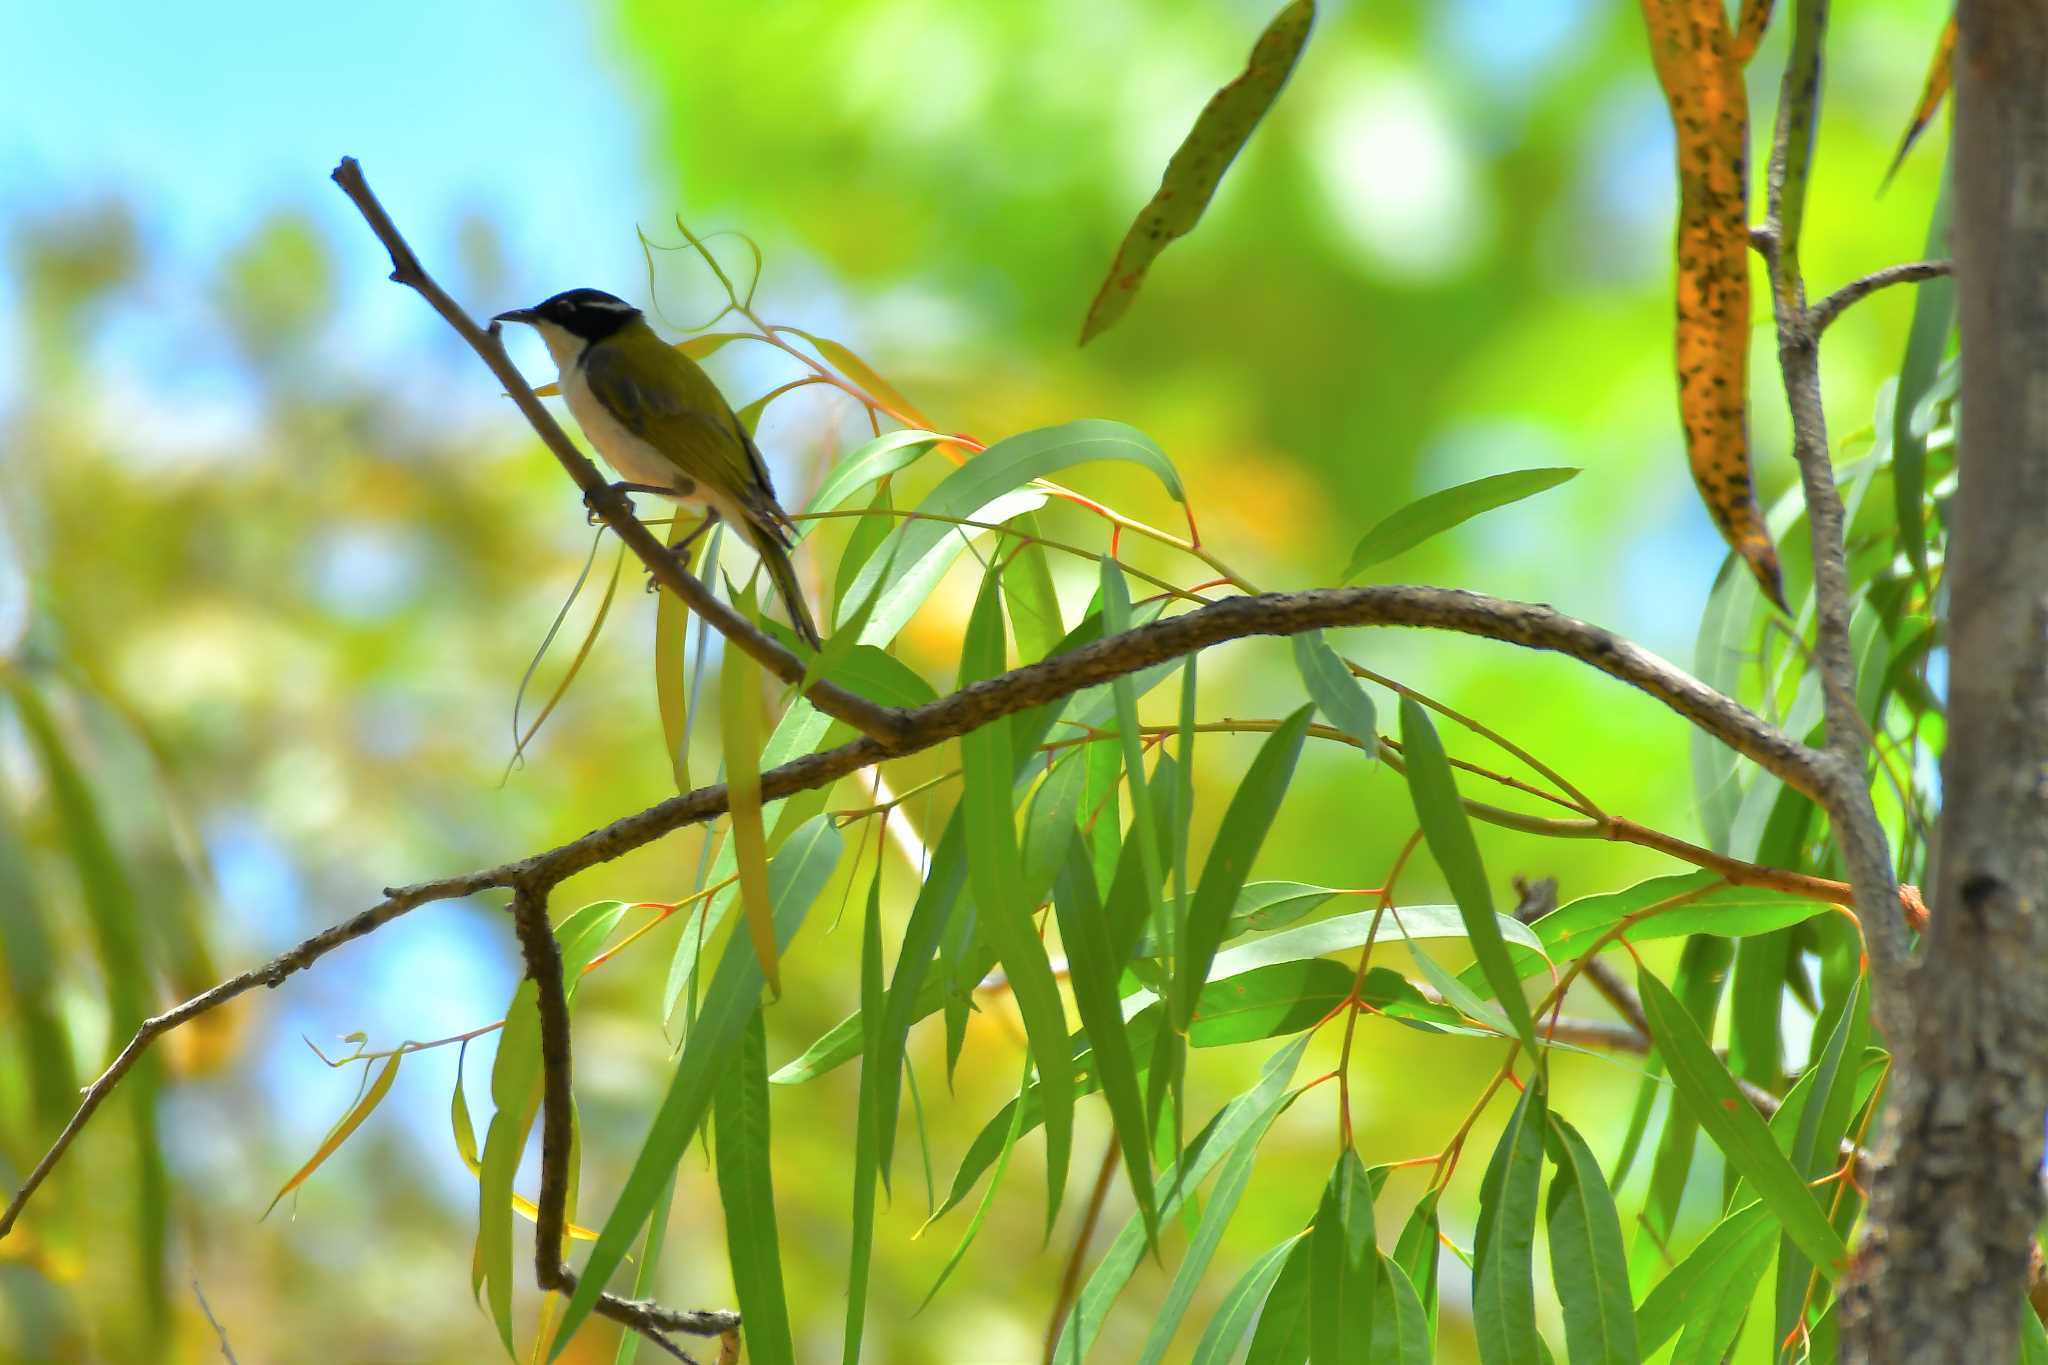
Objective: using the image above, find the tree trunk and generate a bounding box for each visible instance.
[1846,2,2048,1358]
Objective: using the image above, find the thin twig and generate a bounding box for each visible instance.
[1758,11,1913,1033]
[1043,1139,1121,1365]
[1809,259,1954,336]
[191,1279,239,1364]
[328,157,908,751]
[0,582,1830,1240]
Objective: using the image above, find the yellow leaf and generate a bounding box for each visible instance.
[264,1052,402,1217]
[721,640,779,997]
[1884,13,1956,189]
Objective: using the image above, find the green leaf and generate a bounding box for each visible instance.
[1399,698,1538,1055]
[1079,0,1315,344]
[1225,880,1344,935]
[1189,958,1357,1047]
[958,567,1072,1234]
[1345,468,1580,578]
[1372,1254,1432,1365]
[1101,557,1168,964]
[802,427,947,518]
[1002,513,1065,662]
[0,801,76,1129]
[1637,966,1849,1278]
[1893,157,1955,582]
[1291,632,1378,753]
[843,871,885,1364]
[551,818,841,1358]
[1134,1078,1275,1365]
[1634,1200,1777,1354]
[1191,1235,1306,1365]
[1215,903,1545,983]
[836,421,1182,643]
[1052,1034,1309,1362]
[1392,1191,1442,1338]
[1052,838,1158,1240]
[818,643,938,709]
[1176,703,1314,1029]
[1309,1147,1377,1364]
[1469,871,1826,992]
[2023,1298,2048,1365]
[1543,1115,1638,1365]
[714,1008,793,1365]
[1774,978,1870,1351]
[478,973,542,1351]
[917,1056,1033,1310]
[1247,1232,1314,1365]
[833,485,896,621]
[1473,1080,1547,1365]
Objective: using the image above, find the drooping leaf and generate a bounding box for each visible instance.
[1133,1083,1278,1365]
[918,1057,1034,1310]
[1176,704,1314,1030]
[720,635,779,996]
[1079,0,1316,344]
[803,427,948,518]
[265,1052,402,1217]
[1246,1232,1314,1365]
[842,870,885,1364]
[1308,1147,1376,1364]
[1052,838,1158,1241]
[1052,1035,1309,1361]
[1190,1235,1306,1365]
[551,818,841,1358]
[1291,632,1378,753]
[1637,0,1784,606]
[714,1008,793,1365]
[1399,699,1538,1056]
[1634,1200,1777,1357]
[1893,157,1956,583]
[1544,1115,1639,1365]
[1473,1080,1547,1365]
[1372,1253,1433,1365]
[1343,468,1579,579]
[781,326,935,427]
[1637,965,1849,1278]
[957,566,1072,1233]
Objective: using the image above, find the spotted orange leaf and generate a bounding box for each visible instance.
[1639,0,1785,608]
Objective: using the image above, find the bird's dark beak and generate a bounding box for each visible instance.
[492,306,538,325]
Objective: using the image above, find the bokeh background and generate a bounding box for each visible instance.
[0,0,1947,1360]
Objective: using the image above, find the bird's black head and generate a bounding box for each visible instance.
[493,288,641,342]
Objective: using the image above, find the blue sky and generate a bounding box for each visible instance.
[0,0,660,387]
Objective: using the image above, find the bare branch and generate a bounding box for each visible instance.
[1759,9,1913,1031]
[0,577,1829,1241]
[1810,259,1955,336]
[328,157,909,751]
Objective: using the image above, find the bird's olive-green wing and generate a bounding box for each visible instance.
[581,334,790,532]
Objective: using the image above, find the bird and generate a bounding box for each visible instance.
[492,287,821,648]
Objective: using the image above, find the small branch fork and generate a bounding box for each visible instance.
[1753,8,1919,1040]
[0,156,1927,1353]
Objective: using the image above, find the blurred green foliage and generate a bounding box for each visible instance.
[0,0,1952,1361]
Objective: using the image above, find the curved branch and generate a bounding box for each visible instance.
[1810,259,1954,336]
[0,576,1826,1243]
[329,157,909,751]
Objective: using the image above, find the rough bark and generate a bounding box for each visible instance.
[1847,3,2048,1358]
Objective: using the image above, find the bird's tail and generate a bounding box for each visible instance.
[748,522,822,649]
